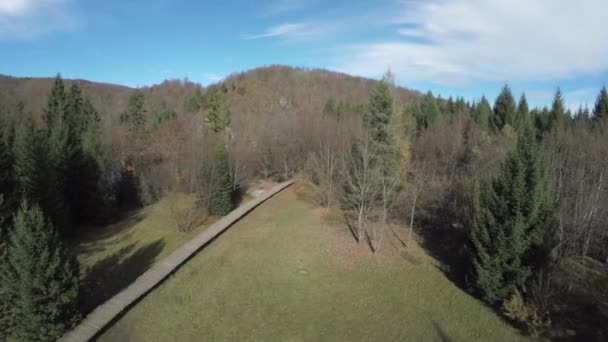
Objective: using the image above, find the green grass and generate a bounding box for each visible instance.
[73,193,212,313]
[98,187,527,342]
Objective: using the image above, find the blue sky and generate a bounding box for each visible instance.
[1,0,607,109]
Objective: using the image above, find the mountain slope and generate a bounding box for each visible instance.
[0,66,419,122]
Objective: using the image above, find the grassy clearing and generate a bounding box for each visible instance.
[73,193,211,313]
[99,186,526,342]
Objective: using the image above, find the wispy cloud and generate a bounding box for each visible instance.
[242,22,313,40]
[335,0,608,86]
[0,0,78,39]
[261,0,312,16]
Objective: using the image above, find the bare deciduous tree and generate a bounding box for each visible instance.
[339,133,381,244]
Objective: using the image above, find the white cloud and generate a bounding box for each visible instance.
[336,0,608,85]
[242,22,314,40]
[0,0,77,39]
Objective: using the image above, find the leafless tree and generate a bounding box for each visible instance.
[339,133,381,244]
[546,125,608,261]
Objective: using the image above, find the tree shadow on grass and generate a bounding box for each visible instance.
[416,203,470,290]
[432,321,455,342]
[80,239,166,314]
[74,211,146,256]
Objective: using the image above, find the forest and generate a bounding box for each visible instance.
[0,66,607,341]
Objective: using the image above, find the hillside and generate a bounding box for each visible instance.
[0,66,419,122]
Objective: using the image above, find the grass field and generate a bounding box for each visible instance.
[98,186,526,341]
[73,194,212,313]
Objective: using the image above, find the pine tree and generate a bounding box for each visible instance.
[0,127,15,338]
[472,96,492,130]
[0,121,15,228]
[209,145,233,216]
[468,123,551,305]
[415,91,441,132]
[364,81,394,156]
[0,201,80,341]
[514,93,530,132]
[491,85,516,132]
[206,89,230,133]
[549,88,567,129]
[45,119,73,233]
[124,89,147,151]
[593,86,608,121]
[79,101,115,222]
[43,75,66,129]
[323,99,336,118]
[0,228,13,339]
[13,118,47,205]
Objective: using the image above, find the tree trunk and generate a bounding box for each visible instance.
[407,189,418,250]
[357,207,364,243]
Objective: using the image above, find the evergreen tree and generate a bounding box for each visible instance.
[79,102,115,222]
[0,123,14,337]
[322,99,336,118]
[364,81,394,156]
[514,93,530,132]
[0,121,15,228]
[0,227,13,340]
[491,84,516,132]
[415,91,441,132]
[0,201,80,341]
[468,124,552,305]
[13,118,47,205]
[209,145,233,216]
[549,88,567,129]
[206,89,230,133]
[45,119,73,233]
[43,75,66,129]
[472,96,492,130]
[593,86,608,121]
[124,89,147,150]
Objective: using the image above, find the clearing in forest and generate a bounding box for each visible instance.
[99,185,526,341]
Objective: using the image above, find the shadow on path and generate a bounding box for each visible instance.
[80,239,166,314]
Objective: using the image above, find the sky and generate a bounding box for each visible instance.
[1,0,607,109]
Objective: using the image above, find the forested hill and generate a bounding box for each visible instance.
[0,65,419,121]
[0,74,132,119]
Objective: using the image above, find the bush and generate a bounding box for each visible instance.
[502,290,551,337]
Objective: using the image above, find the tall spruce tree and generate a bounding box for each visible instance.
[43,75,66,129]
[473,96,492,130]
[549,88,567,129]
[206,89,230,133]
[593,86,608,121]
[491,85,516,132]
[124,89,147,152]
[364,81,394,156]
[468,123,551,305]
[45,118,73,233]
[0,201,80,341]
[0,228,12,340]
[415,91,441,132]
[0,123,14,337]
[0,121,14,228]
[514,93,530,132]
[209,144,233,216]
[13,118,47,205]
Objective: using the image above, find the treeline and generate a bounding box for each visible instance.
[304,76,608,338]
[0,68,606,339]
[0,77,239,340]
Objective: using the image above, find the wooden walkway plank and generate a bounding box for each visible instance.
[58,180,294,342]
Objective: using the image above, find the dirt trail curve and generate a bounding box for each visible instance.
[59,180,294,342]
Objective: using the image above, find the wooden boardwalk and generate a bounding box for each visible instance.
[59,180,294,342]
